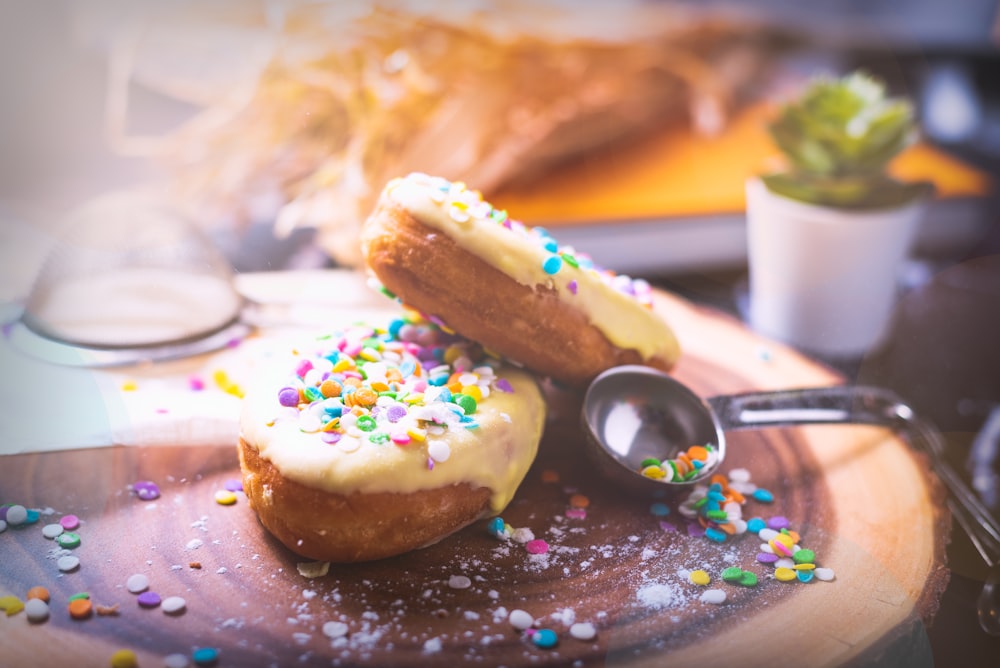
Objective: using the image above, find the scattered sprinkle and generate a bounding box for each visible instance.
[110,649,138,668]
[133,481,161,501]
[57,556,80,572]
[24,598,49,623]
[569,622,597,641]
[126,573,150,594]
[162,596,187,615]
[214,490,238,506]
[509,609,534,630]
[447,575,472,590]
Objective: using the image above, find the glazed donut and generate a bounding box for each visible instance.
[360,173,681,387]
[238,314,546,562]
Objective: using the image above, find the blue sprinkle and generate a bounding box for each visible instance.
[707,491,726,502]
[705,527,727,542]
[388,318,406,338]
[543,239,559,253]
[649,502,670,517]
[437,388,453,402]
[192,647,220,666]
[709,482,723,492]
[488,517,506,538]
[399,360,416,378]
[428,374,449,387]
[25,509,40,525]
[323,403,343,417]
[542,254,563,275]
[531,628,559,649]
[752,488,774,503]
[303,386,323,402]
[797,569,815,583]
[746,517,767,533]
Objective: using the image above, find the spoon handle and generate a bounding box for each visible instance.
[709,385,1000,565]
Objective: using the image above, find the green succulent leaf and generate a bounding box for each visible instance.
[765,71,924,206]
[762,172,934,210]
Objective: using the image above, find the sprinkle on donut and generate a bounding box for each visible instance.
[270,312,509,470]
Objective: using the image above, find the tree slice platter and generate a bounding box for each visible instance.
[0,284,950,667]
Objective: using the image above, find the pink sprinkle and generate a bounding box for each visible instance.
[525,539,549,555]
[226,337,242,349]
[60,515,80,531]
[495,378,514,393]
[565,508,587,519]
[295,359,314,378]
[188,375,205,391]
[391,432,411,445]
[568,280,578,295]
[155,408,169,414]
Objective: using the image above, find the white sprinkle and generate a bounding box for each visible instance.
[302,589,317,600]
[728,468,751,482]
[57,555,80,572]
[322,621,349,638]
[569,622,596,640]
[337,436,361,453]
[700,589,727,605]
[216,567,228,574]
[6,505,27,526]
[508,609,534,630]
[448,575,471,589]
[636,583,680,610]
[510,527,534,544]
[126,573,150,593]
[423,636,443,653]
[759,528,779,541]
[428,440,451,463]
[41,523,64,539]
[0,520,6,533]
[162,596,186,614]
[24,598,50,622]
[185,538,203,550]
[163,653,190,668]
[297,561,330,579]
[814,567,836,581]
[775,558,795,569]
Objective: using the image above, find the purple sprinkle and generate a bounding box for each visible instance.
[224,479,243,493]
[566,508,586,519]
[495,378,514,393]
[137,591,161,608]
[757,552,779,564]
[386,405,407,423]
[2,321,13,337]
[133,481,160,501]
[277,387,300,407]
[321,431,341,444]
[226,337,242,349]
[768,516,790,530]
[427,457,435,471]
[0,507,7,521]
[659,521,677,533]
[686,522,705,538]
[568,280,578,295]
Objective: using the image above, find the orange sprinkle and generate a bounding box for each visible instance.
[569,494,590,509]
[718,522,737,535]
[68,598,93,620]
[342,377,362,389]
[26,586,50,603]
[95,604,120,616]
[710,474,728,487]
[447,381,463,394]
[728,490,746,504]
[346,387,378,408]
[687,445,709,461]
[320,379,342,398]
[386,368,403,383]
[541,470,559,483]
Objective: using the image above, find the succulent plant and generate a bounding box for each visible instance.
[762,71,933,209]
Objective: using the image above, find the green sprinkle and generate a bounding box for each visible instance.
[640,458,661,468]
[561,252,579,268]
[737,571,758,587]
[368,432,390,445]
[693,497,708,509]
[454,393,477,415]
[721,567,743,582]
[705,510,728,521]
[793,548,815,565]
[68,592,90,602]
[356,415,377,432]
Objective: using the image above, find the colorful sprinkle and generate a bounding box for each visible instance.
[5,505,27,525]
[26,586,50,603]
[161,596,187,615]
[57,556,80,572]
[531,628,559,649]
[700,589,727,605]
[24,598,49,623]
[126,574,149,594]
[110,649,139,668]
[56,532,81,549]
[688,570,711,586]
[68,597,92,619]
[133,480,161,501]
[214,490,238,506]
[137,591,161,608]
[0,595,24,616]
[569,622,596,640]
[509,609,534,630]
[60,514,80,530]
[192,647,220,666]
[752,488,774,503]
[525,539,549,555]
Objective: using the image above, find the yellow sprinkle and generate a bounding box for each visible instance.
[214,490,237,506]
[774,533,795,548]
[462,385,483,402]
[641,465,666,479]
[689,570,711,586]
[265,419,276,427]
[793,563,816,571]
[407,427,427,442]
[774,567,797,582]
[370,381,390,393]
[322,418,341,432]
[404,393,425,405]
[110,649,138,668]
[443,346,462,364]
[332,359,354,373]
[0,595,24,616]
[121,381,137,392]
[359,347,381,362]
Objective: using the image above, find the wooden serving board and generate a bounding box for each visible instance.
[0,285,949,667]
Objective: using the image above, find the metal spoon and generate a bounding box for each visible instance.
[582,364,1000,634]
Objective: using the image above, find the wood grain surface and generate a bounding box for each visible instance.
[0,286,950,667]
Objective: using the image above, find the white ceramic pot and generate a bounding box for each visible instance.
[745,177,926,357]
